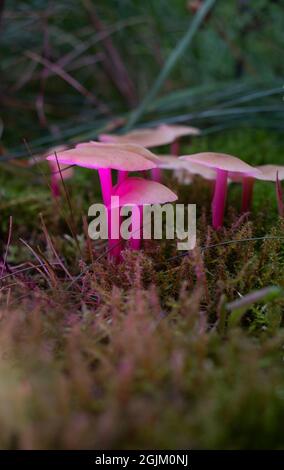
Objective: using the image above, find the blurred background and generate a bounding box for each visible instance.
[1,0,283,159]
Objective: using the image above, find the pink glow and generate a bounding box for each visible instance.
[212,169,228,230]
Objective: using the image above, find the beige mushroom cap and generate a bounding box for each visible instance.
[156,155,188,170]
[156,154,216,180]
[256,165,284,182]
[98,124,200,148]
[47,142,159,171]
[180,152,261,176]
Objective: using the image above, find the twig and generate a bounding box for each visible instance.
[82,0,137,107]
[54,151,83,256]
[167,236,284,263]
[25,50,109,114]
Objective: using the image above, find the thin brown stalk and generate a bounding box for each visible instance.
[19,238,53,287]
[25,50,109,113]
[23,139,82,255]
[54,151,83,257]
[40,213,74,281]
[82,0,137,107]
[82,215,94,265]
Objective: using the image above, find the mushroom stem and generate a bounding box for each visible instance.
[241,176,255,213]
[118,170,128,184]
[98,168,119,259]
[212,169,228,230]
[276,172,284,217]
[51,177,60,198]
[151,168,162,183]
[171,139,180,156]
[129,205,142,250]
[109,203,122,261]
[98,168,112,206]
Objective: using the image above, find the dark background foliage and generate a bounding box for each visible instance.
[1,0,283,154]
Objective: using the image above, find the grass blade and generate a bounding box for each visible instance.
[125,0,216,130]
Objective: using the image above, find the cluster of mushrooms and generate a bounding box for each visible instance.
[47,124,284,260]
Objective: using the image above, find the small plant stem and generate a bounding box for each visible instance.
[212,169,228,229]
[98,168,119,259]
[241,176,255,213]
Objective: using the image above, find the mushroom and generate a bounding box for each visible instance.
[231,164,284,214]
[75,141,160,185]
[99,124,200,182]
[256,165,284,182]
[257,165,284,217]
[156,155,216,185]
[30,145,74,198]
[46,142,160,258]
[180,152,261,229]
[111,177,178,253]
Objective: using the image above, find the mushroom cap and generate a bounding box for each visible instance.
[99,124,200,148]
[111,177,178,207]
[156,155,215,180]
[156,155,188,170]
[29,145,67,165]
[48,160,74,181]
[180,152,261,176]
[256,165,284,182]
[47,142,159,171]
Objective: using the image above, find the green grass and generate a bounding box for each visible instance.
[0,129,284,449]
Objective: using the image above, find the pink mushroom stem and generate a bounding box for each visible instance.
[241,176,255,213]
[212,169,228,230]
[98,168,120,260]
[171,139,180,156]
[129,205,142,250]
[98,168,112,206]
[118,170,128,184]
[110,204,122,260]
[151,168,162,183]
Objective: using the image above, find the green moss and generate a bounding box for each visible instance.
[0,129,284,449]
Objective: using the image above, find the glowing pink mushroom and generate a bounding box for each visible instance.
[230,164,284,214]
[180,153,261,229]
[257,165,284,217]
[47,142,161,259]
[99,124,200,182]
[111,177,178,253]
[156,155,215,185]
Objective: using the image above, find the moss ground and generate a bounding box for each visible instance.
[0,128,283,449]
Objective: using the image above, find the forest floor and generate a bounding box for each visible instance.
[0,128,283,449]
